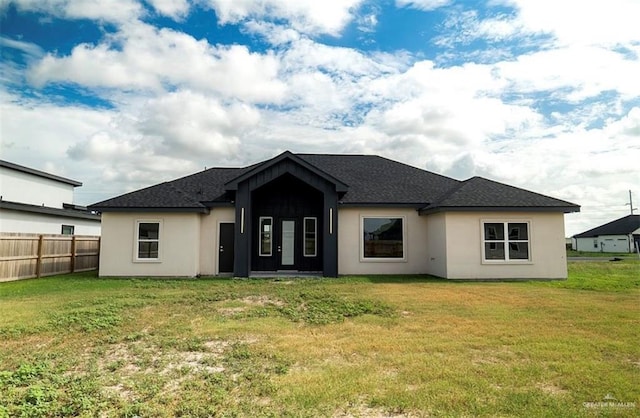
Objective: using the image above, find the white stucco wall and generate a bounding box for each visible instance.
[337,207,430,275]
[575,235,635,253]
[199,208,235,275]
[99,212,200,277]
[443,211,568,279]
[0,166,75,207]
[0,209,101,235]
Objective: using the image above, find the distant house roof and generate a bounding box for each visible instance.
[90,152,580,214]
[0,200,101,221]
[573,215,640,238]
[0,160,82,187]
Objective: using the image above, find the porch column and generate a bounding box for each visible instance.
[323,191,339,277]
[233,182,251,277]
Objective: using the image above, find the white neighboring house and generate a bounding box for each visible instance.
[0,160,101,235]
[572,215,640,253]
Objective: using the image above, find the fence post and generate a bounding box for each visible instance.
[70,235,77,273]
[35,235,44,278]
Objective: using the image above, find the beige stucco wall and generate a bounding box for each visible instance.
[99,212,200,277]
[443,211,568,279]
[337,207,429,275]
[199,208,235,275]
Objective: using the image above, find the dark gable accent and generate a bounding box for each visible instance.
[224,151,348,193]
[231,153,340,277]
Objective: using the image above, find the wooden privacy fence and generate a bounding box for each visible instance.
[0,233,100,282]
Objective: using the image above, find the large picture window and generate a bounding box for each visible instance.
[136,221,160,260]
[259,217,273,256]
[362,217,404,259]
[483,221,530,262]
[304,217,317,257]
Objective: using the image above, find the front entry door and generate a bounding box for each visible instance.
[280,220,295,269]
[218,223,234,273]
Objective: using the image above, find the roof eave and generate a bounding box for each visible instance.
[89,206,209,214]
[0,160,83,186]
[418,206,581,215]
[1,200,101,220]
[338,202,428,209]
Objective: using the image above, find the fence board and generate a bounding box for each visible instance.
[0,234,100,282]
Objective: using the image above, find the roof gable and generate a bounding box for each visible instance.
[224,151,349,192]
[573,214,640,237]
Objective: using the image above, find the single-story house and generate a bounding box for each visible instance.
[0,160,101,235]
[572,214,640,253]
[90,152,579,279]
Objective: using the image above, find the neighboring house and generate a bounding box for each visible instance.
[0,160,101,235]
[90,151,579,279]
[572,215,640,253]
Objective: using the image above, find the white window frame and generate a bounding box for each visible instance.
[134,220,162,262]
[360,215,407,262]
[258,216,273,257]
[303,217,317,257]
[481,220,532,264]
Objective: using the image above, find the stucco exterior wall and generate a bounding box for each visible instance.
[337,207,429,275]
[99,212,200,277]
[0,166,75,207]
[443,211,568,279]
[0,209,101,235]
[199,208,235,275]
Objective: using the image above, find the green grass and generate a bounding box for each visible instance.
[0,261,638,417]
[567,249,638,258]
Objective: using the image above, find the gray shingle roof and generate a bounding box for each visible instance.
[573,215,640,238]
[90,153,580,213]
[419,176,579,213]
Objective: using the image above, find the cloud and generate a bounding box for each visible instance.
[146,0,190,19]
[503,0,640,47]
[137,90,260,158]
[396,0,451,11]
[1,0,144,23]
[202,0,364,36]
[26,22,287,103]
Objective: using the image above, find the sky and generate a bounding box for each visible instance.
[1,0,639,237]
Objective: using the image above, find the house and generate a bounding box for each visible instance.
[90,152,579,279]
[572,214,640,253]
[0,160,101,235]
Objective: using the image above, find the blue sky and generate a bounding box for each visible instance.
[1,0,639,236]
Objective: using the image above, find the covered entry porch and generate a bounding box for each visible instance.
[224,152,347,277]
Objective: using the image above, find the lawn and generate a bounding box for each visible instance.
[0,261,638,417]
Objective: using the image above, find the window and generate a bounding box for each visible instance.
[593,239,598,249]
[483,221,530,262]
[304,217,317,257]
[259,217,273,256]
[136,221,160,260]
[362,217,404,259]
[61,225,74,235]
